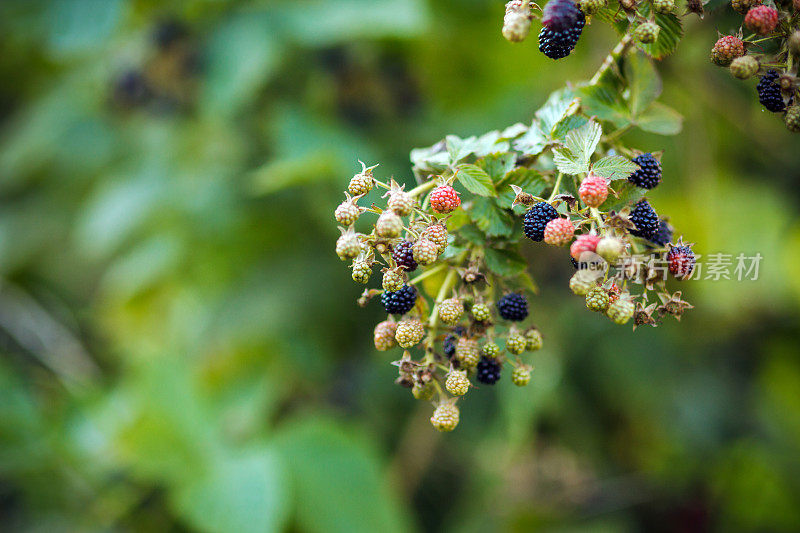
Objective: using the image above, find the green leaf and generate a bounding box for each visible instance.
[273,417,412,533]
[577,84,632,127]
[446,135,479,165]
[456,164,497,196]
[476,153,516,181]
[474,130,511,156]
[592,155,638,181]
[512,125,548,156]
[624,51,662,117]
[636,102,684,135]
[468,197,514,237]
[498,168,548,206]
[636,10,684,59]
[536,89,579,134]
[600,181,646,211]
[172,447,288,533]
[410,142,450,173]
[553,120,602,175]
[552,115,589,140]
[484,248,527,277]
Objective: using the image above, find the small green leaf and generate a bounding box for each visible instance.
[636,102,684,135]
[484,248,527,277]
[477,152,516,182]
[553,120,602,175]
[513,125,548,156]
[516,271,539,295]
[552,115,589,140]
[474,130,511,156]
[446,134,478,165]
[553,147,589,175]
[468,197,514,237]
[536,88,579,134]
[498,168,547,206]
[578,84,632,127]
[456,164,497,196]
[635,9,683,59]
[624,51,662,117]
[600,181,646,211]
[592,155,639,180]
[410,143,450,173]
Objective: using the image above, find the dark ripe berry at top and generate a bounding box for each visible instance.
[523,202,559,241]
[628,153,662,189]
[628,200,659,239]
[542,0,580,31]
[381,285,418,315]
[497,293,529,321]
[757,70,786,113]
[392,240,418,271]
[649,219,673,247]
[476,356,502,384]
[538,10,585,60]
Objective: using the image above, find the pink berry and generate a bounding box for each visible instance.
[430,185,461,214]
[570,234,601,260]
[745,5,778,35]
[543,218,575,246]
[579,174,608,208]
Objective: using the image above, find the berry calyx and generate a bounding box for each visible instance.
[511,365,533,386]
[476,356,502,384]
[585,286,610,312]
[392,240,418,271]
[745,6,778,35]
[381,285,418,315]
[667,243,696,280]
[374,320,398,351]
[431,401,460,432]
[395,319,425,348]
[445,369,470,396]
[438,298,464,325]
[730,55,759,79]
[570,233,601,261]
[412,238,439,265]
[628,153,662,189]
[634,22,660,44]
[430,184,461,214]
[757,70,786,113]
[628,200,659,239]
[523,202,559,241]
[497,293,529,321]
[710,36,745,67]
[579,173,608,207]
[544,217,576,246]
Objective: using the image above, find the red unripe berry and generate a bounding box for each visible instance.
[667,245,696,280]
[430,185,461,214]
[745,6,778,35]
[570,234,601,260]
[710,36,745,66]
[543,218,575,246]
[579,174,608,208]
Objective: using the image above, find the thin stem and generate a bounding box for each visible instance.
[589,34,634,86]
[428,269,459,329]
[408,262,449,285]
[547,173,563,200]
[408,180,437,197]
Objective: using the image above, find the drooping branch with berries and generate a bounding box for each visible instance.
[504,0,800,131]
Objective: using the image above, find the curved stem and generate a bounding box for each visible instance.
[589,34,634,86]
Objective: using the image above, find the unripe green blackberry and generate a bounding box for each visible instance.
[445,370,470,396]
[710,36,745,67]
[729,55,759,79]
[569,270,596,296]
[348,167,375,196]
[351,261,371,284]
[512,364,533,386]
[789,31,800,56]
[382,269,404,292]
[653,0,674,13]
[373,320,398,351]
[785,106,800,133]
[395,319,425,348]
[455,338,480,368]
[596,237,624,263]
[336,230,362,260]
[506,331,527,355]
[634,22,659,44]
[579,0,607,15]
[387,189,415,216]
[424,224,448,253]
[585,286,610,312]
[472,303,491,322]
[430,401,460,432]
[412,238,438,265]
[606,298,636,324]
[731,0,759,14]
[438,298,464,325]
[482,342,500,358]
[334,197,362,226]
[376,210,403,238]
[525,329,543,351]
[412,381,435,400]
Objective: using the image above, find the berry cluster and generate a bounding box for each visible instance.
[336,106,695,432]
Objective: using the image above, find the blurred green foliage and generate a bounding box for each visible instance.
[1,0,800,531]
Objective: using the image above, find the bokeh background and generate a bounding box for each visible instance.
[2,0,800,531]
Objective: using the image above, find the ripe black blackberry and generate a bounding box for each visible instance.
[542,0,580,31]
[523,202,559,241]
[757,70,786,113]
[443,326,466,357]
[648,219,673,246]
[392,240,418,271]
[628,200,659,239]
[381,285,418,315]
[497,293,529,321]
[628,153,662,189]
[476,356,502,385]
[538,10,585,60]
